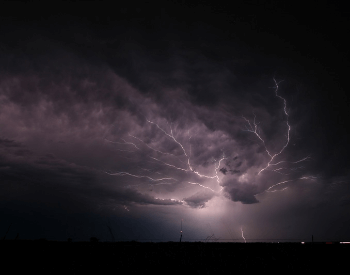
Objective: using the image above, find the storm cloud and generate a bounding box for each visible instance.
[1,2,350,242]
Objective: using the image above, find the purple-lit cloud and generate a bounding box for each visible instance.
[1,9,350,242]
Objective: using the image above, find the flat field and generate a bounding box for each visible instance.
[1,240,347,274]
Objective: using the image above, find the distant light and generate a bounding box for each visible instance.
[301,242,305,244]
[340,242,350,244]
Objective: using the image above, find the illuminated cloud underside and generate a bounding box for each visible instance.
[105,78,316,208]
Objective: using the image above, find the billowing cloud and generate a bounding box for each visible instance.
[183,190,215,208]
[1,7,350,242]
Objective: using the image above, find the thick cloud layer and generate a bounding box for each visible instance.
[1,2,350,241]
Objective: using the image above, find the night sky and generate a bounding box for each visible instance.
[1,1,350,242]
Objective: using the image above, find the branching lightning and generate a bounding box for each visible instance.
[263,176,318,193]
[106,118,228,200]
[242,78,316,193]
[242,78,305,175]
[128,134,179,157]
[188,182,215,192]
[106,77,316,217]
[105,138,140,150]
[105,171,177,182]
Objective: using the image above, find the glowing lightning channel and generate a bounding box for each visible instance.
[105,138,140,150]
[242,78,309,175]
[268,187,288,192]
[188,182,215,192]
[145,119,227,188]
[267,156,311,169]
[214,155,227,183]
[241,227,246,243]
[149,156,189,172]
[105,171,177,182]
[128,134,180,157]
[106,117,230,201]
[263,175,318,193]
[146,119,189,158]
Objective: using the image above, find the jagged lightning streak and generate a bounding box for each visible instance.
[106,116,229,198]
[105,171,176,182]
[149,156,189,172]
[105,138,140,150]
[146,119,189,158]
[272,165,306,175]
[128,134,179,157]
[188,182,215,192]
[261,175,318,193]
[145,119,227,189]
[243,78,310,176]
[214,155,227,190]
[241,227,246,243]
[146,119,210,177]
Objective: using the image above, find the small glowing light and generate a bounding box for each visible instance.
[340,242,350,244]
[301,242,305,244]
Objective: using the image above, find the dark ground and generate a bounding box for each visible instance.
[1,240,348,274]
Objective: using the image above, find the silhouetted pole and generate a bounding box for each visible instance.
[2,223,12,240]
[106,220,115,242]
[180,219,182,243]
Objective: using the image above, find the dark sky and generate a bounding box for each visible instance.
[1,1,350,242]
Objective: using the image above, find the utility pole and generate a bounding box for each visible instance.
[106,219,115,242]
[179,219,182,243]
[2,223,12,240]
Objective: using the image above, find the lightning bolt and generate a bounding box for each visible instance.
[105,138,140,150]
[242,78,304,175]
[148,156,189,172]
[242,78,317,194]
[128,134,180,157]
[105,171,177,182]
[259,175,318,193]
[106,117,228,200]
[241,227,246,243]
[105,78,315,209]
[187,182,215,192]
[141,119,227,191]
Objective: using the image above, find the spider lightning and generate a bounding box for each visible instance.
[106,78,316,207]
[264,176,318,193]
[242,78,311,176]
[242,78,316,192]
[105,138,140,150]
[107,118,227,194]
[105,171,177,182]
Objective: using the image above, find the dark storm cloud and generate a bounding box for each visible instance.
[0,20,320,208]
[219,167,227,175]
[0,138,182,210]
[1,6,349,219]
[224,185,260,204]
[0,1,349,243]
[183,190,215,208]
